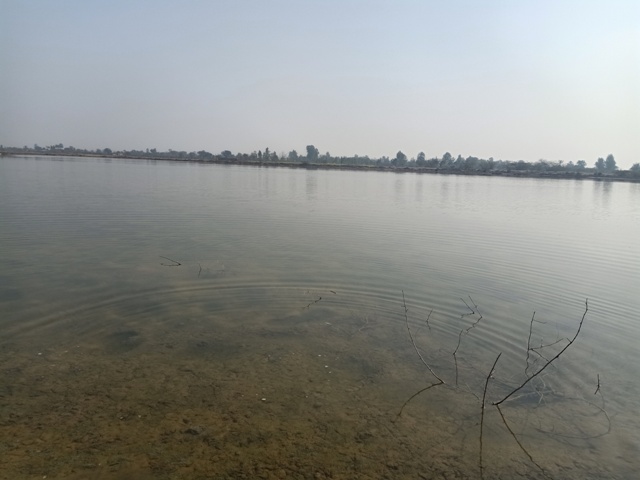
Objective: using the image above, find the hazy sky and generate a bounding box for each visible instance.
[1,0,638,167]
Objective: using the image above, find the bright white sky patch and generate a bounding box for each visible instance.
[1,0,638,167]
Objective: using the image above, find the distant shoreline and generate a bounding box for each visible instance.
[3,151,639,183]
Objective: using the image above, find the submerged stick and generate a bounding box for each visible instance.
[425,308,433,332]
[159,255,181,266]
[461,297,475,317]
[496,404,552,479]
[494,299,588,407]
[468,295,482,319]
[480,352,502,480]
[453,297,484,385]
[397,383,442,417]
[455,297,484,354]
[402,291,445,385]
[524,311,536,377]
[453,329,465,357]
[303,296,322,309]
[532,337,565,351]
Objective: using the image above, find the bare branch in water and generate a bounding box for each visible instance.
[402,291,445,385]
[303,296,322,309]
[398,291,446,411]
[525,311,536,377]
[159,256,181,266]
[453,352,460,386]
[461,297,475,317]
[453,329,465,357]
[399,294,606,476]
[453,297,484,385]
[480,353,502,480]
[496,405,552,479]
[535,373,610,441]
[396,382,443,418]
[532,337,566,351]
[535,394,612,440]
[425,309,433,332]
[468,296,482,319]
[494,299,589,407]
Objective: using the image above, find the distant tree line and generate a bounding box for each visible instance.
[2,143,639,178]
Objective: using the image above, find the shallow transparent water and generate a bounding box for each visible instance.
[0,157,638,478]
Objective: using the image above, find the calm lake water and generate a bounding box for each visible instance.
[1,156,639,479]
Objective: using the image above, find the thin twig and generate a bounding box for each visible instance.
[453,329,465,356]
[535,394,611,439]
[397,383,442,417]
[594,383,612,437]
[529,348,554,366]
[525,311,536,377]
[454,352,459,387]
[425,309,433,332]
[480,352,502,480]
[453,297,484,386]
[455,297,484,357]
[468,314,483,331]
[495,299,588,407]
[402,291,445,385]
[468,296,482,319]
[532,337,566,351]
[496,404,552,479]
[159,255,181,266]
[461,297,475,317]
[303,296,322,309]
